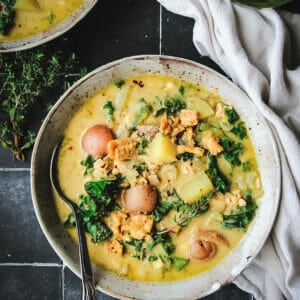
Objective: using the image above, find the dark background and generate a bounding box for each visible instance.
[0,0,299,299]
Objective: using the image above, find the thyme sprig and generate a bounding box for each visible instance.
[0,46,86,160]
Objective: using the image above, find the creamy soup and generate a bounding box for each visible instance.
[0,0,84,41]
[55,75,263,282]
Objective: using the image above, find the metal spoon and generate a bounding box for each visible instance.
[50,141,97,300]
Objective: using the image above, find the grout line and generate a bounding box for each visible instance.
[62,264,65,300]
[159,4,162,55]
[0,168,30,172]
[0,262,62,267]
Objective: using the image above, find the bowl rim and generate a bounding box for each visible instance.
[31,54,281,300]
[0,0,98,52]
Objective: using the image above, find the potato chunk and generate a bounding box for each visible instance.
[177,172,214,204]
[147,133,177,164]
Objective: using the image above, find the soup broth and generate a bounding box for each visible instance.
[55,74,263,282]
[0,0,84,41]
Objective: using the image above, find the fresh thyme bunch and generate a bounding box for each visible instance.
[0,45,86,160]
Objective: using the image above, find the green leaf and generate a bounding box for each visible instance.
[114,79,125,89]
[225,107,240,124]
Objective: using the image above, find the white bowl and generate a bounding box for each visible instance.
[0,0,97,52]
[31,55,280,300]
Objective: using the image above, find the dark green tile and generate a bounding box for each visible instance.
[0,171,60,263]
[0,266,62,300]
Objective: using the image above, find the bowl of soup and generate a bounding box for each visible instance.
[31,55,280,299]
[0,0,97,52]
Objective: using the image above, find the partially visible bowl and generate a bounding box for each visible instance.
[0,0,97,52]
[31,55,280,300]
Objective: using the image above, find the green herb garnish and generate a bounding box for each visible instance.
[231,123,247,139]
[242,161,251,172]
[221,190,257,229]
[155,97,186,116]
[80,155,97,176]
[225,107,240,124]
[0,0,15,35]
[220,136,243,166]
[0,46,85,160]
[176,152,194,161]
[103,101,115,121]
[114,79,125,89]
[206,154,229,193]
[178,85,185,96]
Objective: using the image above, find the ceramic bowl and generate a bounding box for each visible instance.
[0,0,97,52]
[31,55,280,300]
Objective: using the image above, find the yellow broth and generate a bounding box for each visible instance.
[0,0,84,41]
[55,74,263,282]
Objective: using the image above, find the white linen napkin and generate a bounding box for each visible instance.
[157,1,300,299]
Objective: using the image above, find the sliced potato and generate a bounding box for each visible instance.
[147,133,177,164]
[186,99,214,119]
[176,172,214,204]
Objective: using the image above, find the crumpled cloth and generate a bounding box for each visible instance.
[157,1,300,299]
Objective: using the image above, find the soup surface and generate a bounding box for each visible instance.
[55,74,263,282]
[0,0,84,41]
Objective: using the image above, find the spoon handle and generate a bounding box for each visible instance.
[73,207,97,300]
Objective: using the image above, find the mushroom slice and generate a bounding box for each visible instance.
[189,230,229,261]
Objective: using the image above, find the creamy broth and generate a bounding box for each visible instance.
[55,75,263,282]
[0,0,84,41]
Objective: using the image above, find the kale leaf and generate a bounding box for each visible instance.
[80,155,97,176]
[220,136,243,166]
[206,154,229,193]
[221,190,257,229]
[225,107,240,124]
[103,101,115,121]
[76,176,122,243]
[0,0,15,35]
[114,79,125,89]
[231,123,247,139]
[176,152,194,161]
[152,201,173,222]
[155,97,186,116]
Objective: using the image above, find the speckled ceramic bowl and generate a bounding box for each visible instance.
[0,0,97,52]
[31,55,281,300]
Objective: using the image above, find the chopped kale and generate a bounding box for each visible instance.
[162,242,175,255]
[206,154,229,193]
[225,107,240,124]
[86,221,112,243]
[78,176,122,243]
[133,162,148,174]
[231,123,247,139]
[155,97,186,116]
[242,161,251,172]
[0,0,16,35]
[63,213,76,228]
[159,255,189,271]
[137,136,149,155]
[171,256,189,271]
[146,233,170,252]
[178,85,185,96]
[220,136,243,166]
[80,155,97,176]
[114,79,125,89]
[148,255,158,261]
[103,101,114,121]
[176,152,194,161]
[152,201,173,222]
[126,238,145,252]
[221,190,257,229]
